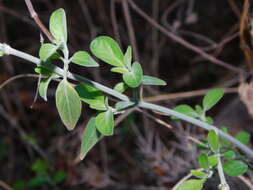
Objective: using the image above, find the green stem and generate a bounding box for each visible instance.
[1,43,253,160]
[217,155,230,190]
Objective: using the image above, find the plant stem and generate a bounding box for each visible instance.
[1,43,253,159]
[217,155,230,190]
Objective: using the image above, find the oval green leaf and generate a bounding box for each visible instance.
[56,79,82,130]
[39,43,58,62]
[39,76,54,101]
[235,131,250,145]
[95,110,114,136]
[207,130,220,153]
[198,153,209,170]
[142,75,167,86]
[49,8,68,43]
[202,88,224,111]
[124,46,132,70]
[75,83,107,111]
[123,62,143,88]
[176,179,204,190]
[171,105,198,120]
[0,51,4,57]
[80,117,102,160]
[71,51,99,67]
[113,82,128,93]
[223,160,248,176]
[90,36,124,67]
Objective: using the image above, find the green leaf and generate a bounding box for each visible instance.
[32,159,48,175]
[80,117,102,160]
[223,160,248,176]
[113,82,128,93]
[235,131,250,145]
[95,110,114,136]
[124,46,132,70]
[198,153,209,170]
[195,105,203,115]
[50,8,68,43]
[205,116,214,124]
[35,66,53,76]
[115,101,135,111]
[90,36,124,67]
[207,130,220,153]
[52,171,67,184]
[13,180,27,190]
[71,51,99,67]
[190,170,206,178]
[27,176,49,188]
[111,67,129,74]
[56,79,82,130]
[171,105,198,120]
[176,179,204,190]
[123,62,143,88]
[75,83,107,111]
[223,151,236,160]
[208,155,218,167]
[142,75,167,86]
[0,51,4,57]
[39,76,55,101]
[202,88,224,111]
[39,43,58,62]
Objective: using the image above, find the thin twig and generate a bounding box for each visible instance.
[0,180,13,190]
[24,0,54,42]
[122,0,139,61]
[0,73,41,91]
[128,0,244,73]
[144,87,238,102]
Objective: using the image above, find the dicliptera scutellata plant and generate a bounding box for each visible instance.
[0,8,252,190]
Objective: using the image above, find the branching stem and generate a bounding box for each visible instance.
[1,43,253,160]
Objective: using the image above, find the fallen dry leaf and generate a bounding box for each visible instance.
[238,81,253,117]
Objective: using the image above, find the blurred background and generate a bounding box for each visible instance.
[0,0,253,189]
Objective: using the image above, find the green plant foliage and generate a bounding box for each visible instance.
[235,131,250,145]
[202,88,224,111]
[223,160,248,176]
[39,43,59,62]
[172,105,198,120]
[223,151,236,160]
[70,51,99,67]
[35,67,53,76]
[95,109,114,136]
[27,176,49,188]
[207,130,220,153]
[32,159,48,175]
[176,179,204,190]
[52,171,67,184]
[208,155,218,167]
[90,36,124,67]
[124,46,132,70]
[13,180,26,190]
[113,82,128,93]
[123,62,143,88]
[195,105,203,115]
[80,117,102,160]
[190,170,206,178]
[56,79,81,130]
[75,83,107,111]
[198,153,209,170]
[0,51,4,57]
[142,75,167,86]
[49,8,67,43]
[39,75,55,101]
[115,101,135,111]
[111,67,129,74]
